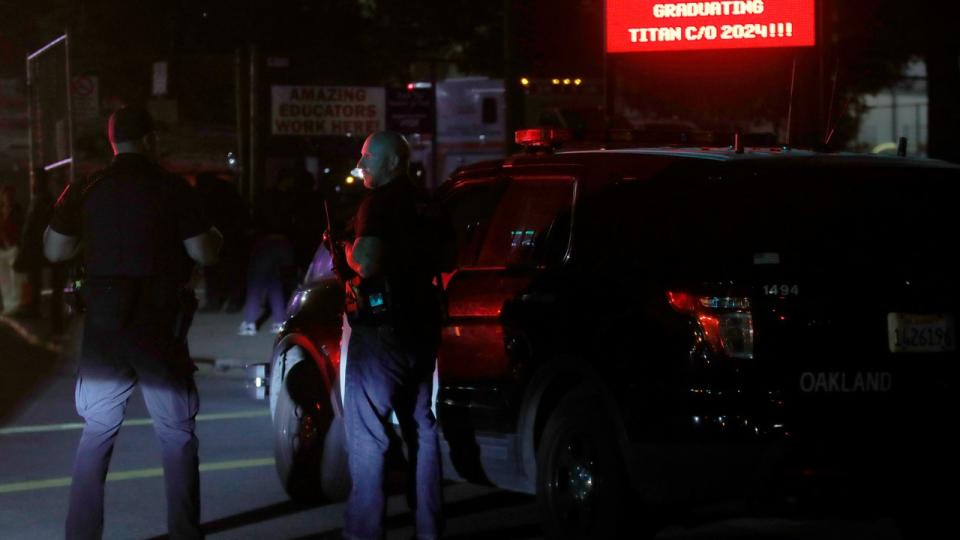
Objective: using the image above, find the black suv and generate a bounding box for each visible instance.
[265,133,957,538]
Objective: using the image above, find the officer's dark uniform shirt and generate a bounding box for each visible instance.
[50,154,209,351]
[50,153,208,284]
[55,153,207,539]
[353,175,439,337]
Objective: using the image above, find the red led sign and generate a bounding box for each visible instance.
[606,0,816,53]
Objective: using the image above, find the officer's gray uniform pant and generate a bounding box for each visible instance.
[65,329,201,540]
[343,324,442,540]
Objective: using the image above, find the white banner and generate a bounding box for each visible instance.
[272,86,385,136]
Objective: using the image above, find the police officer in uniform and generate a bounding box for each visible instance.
[335,131,443,540]
[44,106,222,540]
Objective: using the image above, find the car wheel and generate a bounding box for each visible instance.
[268,346,304,418]
[273,360,332,502]
[536,392,632,539]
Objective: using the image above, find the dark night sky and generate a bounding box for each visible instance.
[2,1,959,158]
[2,0,503,121]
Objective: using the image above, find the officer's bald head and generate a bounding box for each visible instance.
[357,131,410,189]
[370,131,410,166]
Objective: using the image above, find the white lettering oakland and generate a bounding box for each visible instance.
[799,371,893,393]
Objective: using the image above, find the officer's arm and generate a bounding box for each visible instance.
[42,226,80,262]
[183,226,223,266]
[346,236,382,278]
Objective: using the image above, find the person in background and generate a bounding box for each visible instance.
[288,168,326,277]
[195,171,249,313]
[0,184,25,315]
[12,168,56,319]
[237,170,296,336]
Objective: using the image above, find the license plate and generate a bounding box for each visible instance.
[887,313,956,353]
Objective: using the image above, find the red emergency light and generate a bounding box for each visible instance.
[515,128,572,148]
[606,0,815,53]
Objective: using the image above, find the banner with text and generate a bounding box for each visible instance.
[272,86,385,136]
[606,0,815,53]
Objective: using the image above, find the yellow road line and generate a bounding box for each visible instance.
[0,409,270,436]
[0,458,275,494]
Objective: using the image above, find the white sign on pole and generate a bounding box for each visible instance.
[70,75,99,121]
[152,61,168,96]
[271,86,385,136]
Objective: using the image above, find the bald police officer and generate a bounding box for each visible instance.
[337,131,443,540]
[44,106,222,540]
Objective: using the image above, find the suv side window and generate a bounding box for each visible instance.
[477,177,576,268]
[438,179,506,268]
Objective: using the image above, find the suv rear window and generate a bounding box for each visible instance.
[576,163,960,277]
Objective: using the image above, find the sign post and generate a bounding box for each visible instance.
[70,74,99,122]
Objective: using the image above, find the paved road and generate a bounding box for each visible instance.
[0,321,908,539]
[0,321,543,540]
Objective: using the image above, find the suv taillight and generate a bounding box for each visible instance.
[667,291,755,359]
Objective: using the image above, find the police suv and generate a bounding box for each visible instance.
[263,129,957,538]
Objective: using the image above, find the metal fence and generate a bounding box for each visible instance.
[26,33,73,193]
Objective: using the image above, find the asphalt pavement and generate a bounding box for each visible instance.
[0,297,909,539]
[0,300,544,540]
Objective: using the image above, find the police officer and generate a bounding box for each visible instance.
[335,131,443,540]
[43,106,222,540]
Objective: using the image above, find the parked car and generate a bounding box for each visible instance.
[263,129,958,538]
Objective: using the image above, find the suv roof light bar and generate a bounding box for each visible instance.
[515,128,572,152]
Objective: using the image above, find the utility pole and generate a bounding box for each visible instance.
[604,0,610,130]
[429,59,438,189]
[504,0,522,154]
[248,43,260,209]
[234,45,248,201]
[817,0,824,136]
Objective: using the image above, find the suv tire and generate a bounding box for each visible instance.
[536,391,632,539]
[273,360,333,502]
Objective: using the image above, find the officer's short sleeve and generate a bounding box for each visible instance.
[48,183,83,237]
[172,176,211,240]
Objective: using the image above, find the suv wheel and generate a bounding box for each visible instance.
[274,360,335,502]
[536,392,630,539]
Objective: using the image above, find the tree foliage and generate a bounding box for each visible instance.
[830,0,960,159]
